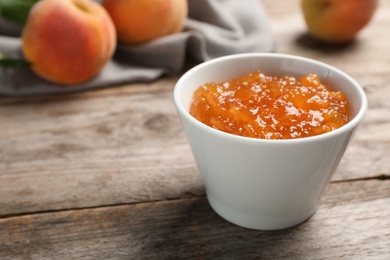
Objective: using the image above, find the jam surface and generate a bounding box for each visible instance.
[190,71,350,140]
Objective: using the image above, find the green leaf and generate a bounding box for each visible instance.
[0,0,38,25]
[0,53,30,68]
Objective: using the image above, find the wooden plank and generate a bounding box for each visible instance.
[0,180,389,259]
[0,82,204,216]
[1,0,390,216]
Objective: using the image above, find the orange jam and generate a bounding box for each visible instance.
[190,71,350,139]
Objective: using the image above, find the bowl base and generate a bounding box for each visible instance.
[207,193,318,231]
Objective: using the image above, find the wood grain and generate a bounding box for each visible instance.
[0,77,204,216]
[0,180,389,259]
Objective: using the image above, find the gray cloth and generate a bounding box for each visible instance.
[0,0,274,96]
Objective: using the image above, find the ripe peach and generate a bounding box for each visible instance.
[301,0,378,43]
[102,0,187,45]
[22,0,116,85]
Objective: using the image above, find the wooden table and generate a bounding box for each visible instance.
[1,0,389,259]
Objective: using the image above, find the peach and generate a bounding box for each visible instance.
[22,0,116,85]
[301,0,378,43]
[102,0,187,45]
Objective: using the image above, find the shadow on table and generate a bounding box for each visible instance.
[136,197,320,259]
[294,32,358,54]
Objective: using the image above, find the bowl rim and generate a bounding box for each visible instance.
[173,53,368,144]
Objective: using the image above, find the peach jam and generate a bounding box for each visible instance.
[190,71,350,139]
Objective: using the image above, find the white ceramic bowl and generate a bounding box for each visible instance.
[173,53,367,230]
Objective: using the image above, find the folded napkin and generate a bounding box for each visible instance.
[0,0,274,96]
